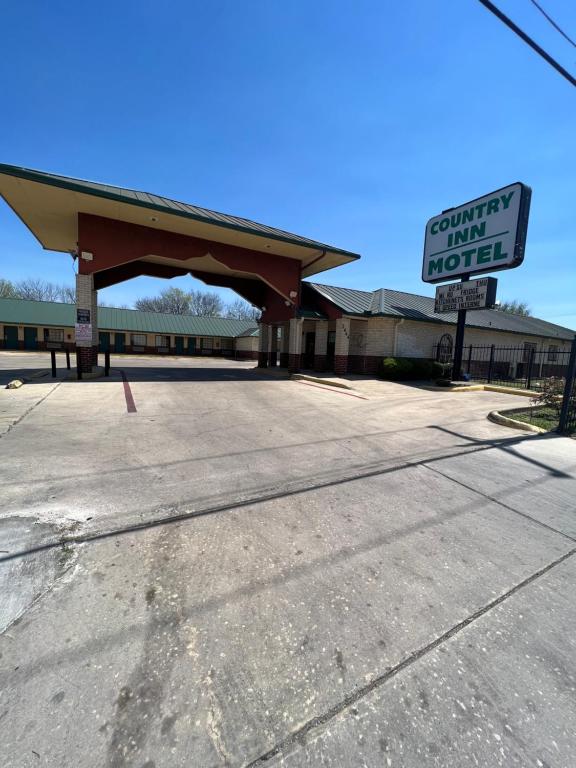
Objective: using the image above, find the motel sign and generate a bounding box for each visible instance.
[422,182,531,284]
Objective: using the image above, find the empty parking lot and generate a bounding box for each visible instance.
[1,352,575,768]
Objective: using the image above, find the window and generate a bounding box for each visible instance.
[44,328,64,348]
[155,335,170,348]
[131,333,147,347]
[548,344,559,362]
[44,328,64,342]
[220,337,234,351]
[523,342,537,362]
[201,337,213,349]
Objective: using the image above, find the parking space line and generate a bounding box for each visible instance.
[117,370,137,413]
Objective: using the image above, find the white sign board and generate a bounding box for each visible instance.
[423,182,531,283]
[75,323,92,343]
[434,277,497,314]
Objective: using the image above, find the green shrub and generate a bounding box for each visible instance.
[381,357,444,381]
[381,357,414,380]
[411,359,445,379]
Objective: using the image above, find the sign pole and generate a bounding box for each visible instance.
[451,275,469,381]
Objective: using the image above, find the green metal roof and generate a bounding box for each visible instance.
[306,282,575,341]
[0,163,361,260]
[0,298,258,338]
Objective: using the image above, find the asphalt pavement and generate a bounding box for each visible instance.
[1,351,575,768]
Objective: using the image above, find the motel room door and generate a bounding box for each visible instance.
[24,327,37,350]
[4,326,18,349]
[114,333,125,353]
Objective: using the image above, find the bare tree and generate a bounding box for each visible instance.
[496,300,532,316]
[0,278,17,298]
[98,301,128,309]
[226,298,261,321]
[59,284,76,303]
[189,290,224,317]
[14,279,64,302]
[135,287,193,315]
[2,277,132,307]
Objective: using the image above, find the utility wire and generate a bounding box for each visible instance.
[528,0,576,50]
[477,0,576,87]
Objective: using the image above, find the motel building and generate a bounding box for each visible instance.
[0,298,260,359]
[0,163,573,376]
[0,285,573,381]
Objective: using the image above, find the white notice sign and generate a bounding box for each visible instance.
[75,323,92,343]
[434,277,497,314]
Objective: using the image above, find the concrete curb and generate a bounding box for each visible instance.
[449,384,537,397]
[65,366,106,381]
[488,409,548,433]
[291,374,353,390]
[253,367,290,379]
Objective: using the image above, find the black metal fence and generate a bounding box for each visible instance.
[559,338,576,434]
[434,343,572,390]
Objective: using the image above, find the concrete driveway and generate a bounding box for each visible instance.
[1,351,575,768]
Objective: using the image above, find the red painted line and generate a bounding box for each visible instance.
[119,370,137,413]
[294,380,369,400]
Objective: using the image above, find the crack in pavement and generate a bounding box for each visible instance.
[245,547,576,766]
[0,381,61,438]
[1,433,562,565]
[422,462,576,544]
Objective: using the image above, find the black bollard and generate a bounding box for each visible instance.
[51,349,56,378]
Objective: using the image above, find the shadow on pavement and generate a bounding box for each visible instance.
[1,427,571,566]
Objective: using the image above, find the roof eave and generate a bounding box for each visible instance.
[0,163,361,263]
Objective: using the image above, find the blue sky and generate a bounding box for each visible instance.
[1,0,574,327]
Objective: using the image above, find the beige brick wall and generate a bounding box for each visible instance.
[280,323,289,353]
[289,318,303,355]
[235,335,258,352]
[396,319,572,359]
[258,324,269,353]
[334,317,351,356]
[75,273,98,347]
[349,317,398,356]
[314,320,328,355]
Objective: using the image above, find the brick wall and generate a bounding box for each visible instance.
[396,319,572,359]
[349,317,397,357]
[235,335,258,359]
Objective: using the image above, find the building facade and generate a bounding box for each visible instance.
[257,282,574,376]
[0,298,259,359]
[2,284,573,377]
